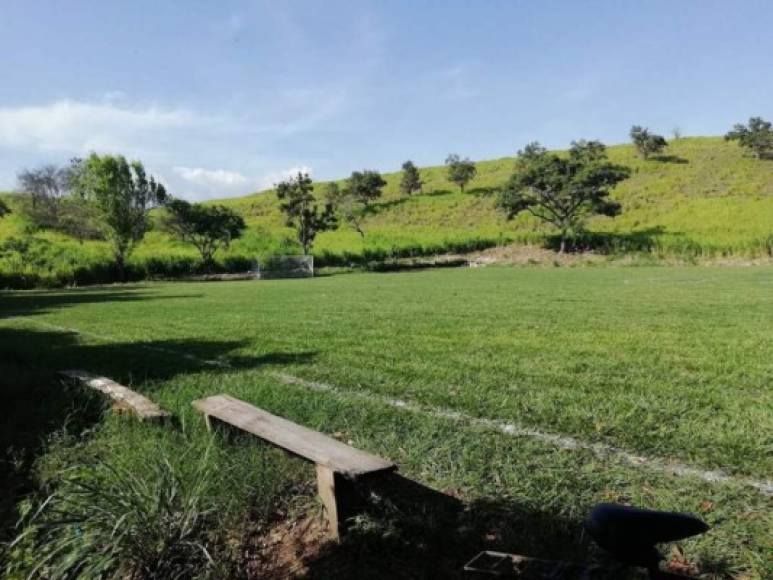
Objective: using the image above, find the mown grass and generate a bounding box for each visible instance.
[1,137,772,288]
[2,266,771,577]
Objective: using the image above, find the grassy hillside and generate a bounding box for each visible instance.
[220,136,773,259]
[1,137,772,287]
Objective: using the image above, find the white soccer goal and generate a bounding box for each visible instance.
[254,255,314,279]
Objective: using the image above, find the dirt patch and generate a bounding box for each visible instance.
[468,244,608,267]
[456,243,773,268]
[244,513,333,579]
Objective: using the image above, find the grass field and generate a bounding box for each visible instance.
[2,266,772,577]
[2,137,772,288]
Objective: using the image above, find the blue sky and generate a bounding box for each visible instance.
[1,1,771,200]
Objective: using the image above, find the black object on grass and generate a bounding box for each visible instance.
[584,503,709,574]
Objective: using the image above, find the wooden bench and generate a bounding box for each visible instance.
[59,370,170,422]
[192,394,396,538]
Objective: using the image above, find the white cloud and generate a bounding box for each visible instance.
[0,97,339,200]
[0,99,198,155]
[169,165,313,200]
[258,166,312,190]
[173,166,248,188]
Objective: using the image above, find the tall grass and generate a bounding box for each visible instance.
[3,412,313,578]
[9,446,219,579]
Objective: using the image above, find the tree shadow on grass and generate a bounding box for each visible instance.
[0,284,319,392]
[304,473,613,579]
[359,188,458,218]
[0,326,317,390]
[465,186,497,197]
[650,154,689,164]
[361,197,413,217]
[0,325,317,545]
[545,227,668,254]
[0,358,104,544]
[423,188,454,198]
[0,286,203,319]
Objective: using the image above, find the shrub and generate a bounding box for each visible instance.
[9,449,219,579]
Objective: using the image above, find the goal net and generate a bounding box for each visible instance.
[254,255,314,279]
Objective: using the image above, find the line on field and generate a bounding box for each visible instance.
[272,372,773,497]
[7,315,771,496]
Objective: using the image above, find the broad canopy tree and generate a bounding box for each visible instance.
[276,172,337,254]
[70,153,167,278]
[497,140,631,253]
[629,126,668,159]
[724,116,773,159]
[400,160,422,196]
[164,199,246,270]
[445,154,476,192]
[346,170,387,205]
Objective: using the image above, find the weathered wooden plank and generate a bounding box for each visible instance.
[315,464,341,534]
[192,394,395,477]
[463,551,607,578]
[60,369,169,421]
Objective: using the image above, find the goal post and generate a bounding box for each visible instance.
[254,255,314,279]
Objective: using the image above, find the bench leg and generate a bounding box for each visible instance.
[316,465,358,541]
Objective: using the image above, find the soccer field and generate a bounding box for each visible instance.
[2,266,771,576]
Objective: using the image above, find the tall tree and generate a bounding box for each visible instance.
[163,199,246,271]
[497,140,631,253]
[629,126,668,159]
[16,164,71,226]
[324,182,366,238]
[724,116,773,159]
[15,160,101,240]
[445,154,476,192]
[276,172,337,254]
[518,142,547,161]
[399,160,422,196]
[70,153,167,279]
[347,170,387,205]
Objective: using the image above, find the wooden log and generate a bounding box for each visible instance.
[59,369,169,422]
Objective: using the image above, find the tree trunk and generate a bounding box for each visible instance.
[115,252,126,282]
[559,232,567,254]
[202,253,213,273]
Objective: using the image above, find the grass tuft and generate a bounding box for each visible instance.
[8,444,221,580]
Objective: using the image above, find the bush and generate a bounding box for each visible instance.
[9,448,219,579]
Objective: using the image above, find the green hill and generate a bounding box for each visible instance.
[1,136,772,287]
